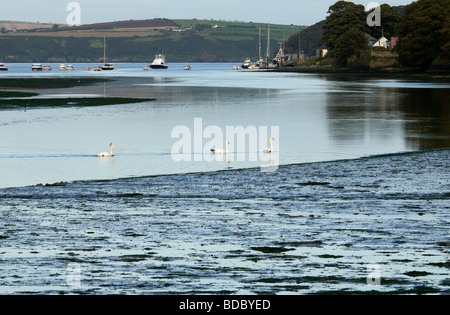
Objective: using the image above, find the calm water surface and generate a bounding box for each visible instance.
[0,63,449,188]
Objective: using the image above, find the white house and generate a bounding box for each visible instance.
[373,36,389,49]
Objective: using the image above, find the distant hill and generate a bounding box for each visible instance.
[284,20,326,57]
[57,18,177,31]
[0,21,66,32]
[0,18,305,62]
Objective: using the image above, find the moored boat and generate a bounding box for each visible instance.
[93,65,102,72]
[241,58,252,69]
[59,64,66,71]
[0,63,8,71]
[183,65,191,70]
[66,65,75,71]
[101,63,116,70]
[248,57,264,69]
[44,65,52,71]
[101,36,116,70]
[32,64,43,71]
[149,54,168,69]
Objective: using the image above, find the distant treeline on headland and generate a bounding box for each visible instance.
[284,0,449,72]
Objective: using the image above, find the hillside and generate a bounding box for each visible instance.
[0,21,66,33]
[0,18,305,62]
[284,20,326,57]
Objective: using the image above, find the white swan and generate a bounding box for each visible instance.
[97,142,115,157]
[264,137,275,153]
[211,140,230,155]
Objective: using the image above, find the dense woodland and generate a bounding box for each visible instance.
[285,0,450,71]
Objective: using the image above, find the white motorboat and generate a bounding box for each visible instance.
[32,63,43,71]
[241,58,252,69]
[149,54,168,69]
[101,63,116,71]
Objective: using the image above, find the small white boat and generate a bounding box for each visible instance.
[241,58,252,69]
[149,54,168,69]
[59,64,66,71]
[32,64,43,71]
[101,63,116,70]
[0,63,8,71]
[248,57,265,69]
[43,65,52,71]
[143,65,151,71]
[183,65,191,70]
[66,65,75,71]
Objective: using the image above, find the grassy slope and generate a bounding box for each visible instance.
[0,19,305,62]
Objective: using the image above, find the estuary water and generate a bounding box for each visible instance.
[0,63,448,188]
[0,63,449,295]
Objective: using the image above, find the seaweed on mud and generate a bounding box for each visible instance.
[275,240,323,247]
[250,247,295,254]
[296,181,331,186]
[404,271,433,277]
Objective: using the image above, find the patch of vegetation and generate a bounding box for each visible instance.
[0,77,110,89]
[250,246,295,254]
[0,91,39,98]
[0,97,156,110]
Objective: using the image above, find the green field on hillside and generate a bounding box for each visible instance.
[0,19,305,62]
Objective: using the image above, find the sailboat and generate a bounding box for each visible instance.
[248,27,265,69]
[101,36,116,70]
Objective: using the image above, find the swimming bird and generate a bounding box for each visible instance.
[211,140,230,155]
[264,137,275,153]
[97,142,115,157]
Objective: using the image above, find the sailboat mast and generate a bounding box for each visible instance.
[104,36,106,65]
[299,32,301,56]
[266,24,271,61]
[258,27,261,59]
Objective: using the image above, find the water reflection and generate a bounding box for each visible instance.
[325,85,449,150]
[397,88,450,149]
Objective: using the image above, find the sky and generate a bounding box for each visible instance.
[2,0,414,26]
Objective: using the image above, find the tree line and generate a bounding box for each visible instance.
[287,0,449,71]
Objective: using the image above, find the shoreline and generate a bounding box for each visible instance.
[1,148,448,190]
[274,66,450,81]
